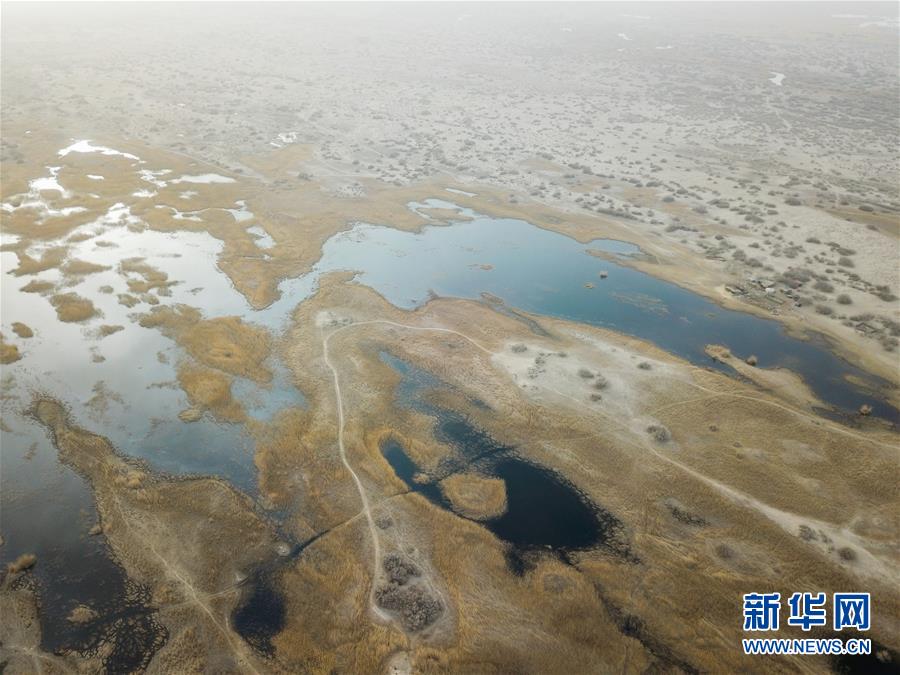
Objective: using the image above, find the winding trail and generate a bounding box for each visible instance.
[321,324,385,615]
[320,319,493,617]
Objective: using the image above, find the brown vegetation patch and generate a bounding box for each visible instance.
[140,305,272,381]
[11,322,33,338]
[120,257,175,295]
[20,279,55,294]
[49,292,98,322]
[1,334,22,364]
[177,361,245,423]
[440,473,507,520]
[63,258,110,276]
[67,604,98,624]
[97,324,125,338]
[11,246,67,276]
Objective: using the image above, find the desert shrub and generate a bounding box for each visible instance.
[646,425,671,442]
[836,294,852,305]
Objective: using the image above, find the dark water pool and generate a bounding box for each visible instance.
[381,428,630,573]
[0,421,165,672]
[232,571,285,657]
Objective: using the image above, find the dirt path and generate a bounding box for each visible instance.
[320,319,494,619]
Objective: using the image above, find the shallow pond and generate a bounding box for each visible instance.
[290,203,896,422]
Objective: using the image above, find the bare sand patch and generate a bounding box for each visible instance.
[418,207,473,223]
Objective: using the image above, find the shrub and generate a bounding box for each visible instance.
[836,294,852,305]
[7,553,37,573]
[646,425,671,442]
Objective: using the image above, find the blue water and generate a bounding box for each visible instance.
[279,210,896,422]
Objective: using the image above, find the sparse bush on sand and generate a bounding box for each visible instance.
[646,424,671,442]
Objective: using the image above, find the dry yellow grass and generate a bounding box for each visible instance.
[49,292,98,322]
[63,258,110,276]
[140,305,272,382]
[177,361,245,423]
[1,334,22,364]
[97,324,124,338]
[11,322,33,338]
[19,279,55,294]
[120,258,174,294]
[440,473,507,520]
[10,247,68,276]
